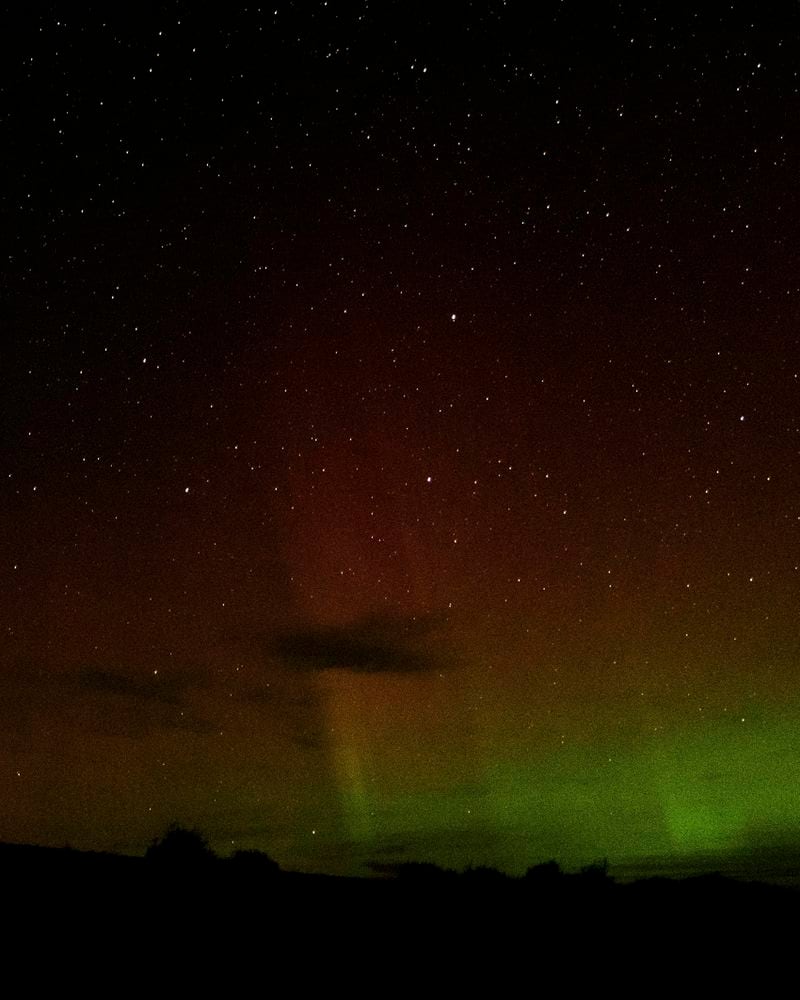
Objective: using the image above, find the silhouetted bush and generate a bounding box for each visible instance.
[145,824,217,867]
[524,859,563,885]
[578,858,613,884]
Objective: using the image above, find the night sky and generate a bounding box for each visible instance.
[3,5,800,878]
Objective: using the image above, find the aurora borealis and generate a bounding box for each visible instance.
[3,5,800,881]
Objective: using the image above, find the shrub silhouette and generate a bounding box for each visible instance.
[461,865,507,884]
[578,858,612,884]
[524,859,563,885]
[145,824,217,867]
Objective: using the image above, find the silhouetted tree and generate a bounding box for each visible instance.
[145,824,217,867]
[578,858,612,884]
[524,859,563,885]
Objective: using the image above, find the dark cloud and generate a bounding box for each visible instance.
[74,667,214,736]
[366,841,412,860]
[736,824,800,869]
[269,614,447,675]
[77,668,189,706]
[0,660,214,739]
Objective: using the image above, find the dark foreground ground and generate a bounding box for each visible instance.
[1,841,796,985]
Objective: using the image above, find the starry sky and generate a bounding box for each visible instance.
[3,4,800,878]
